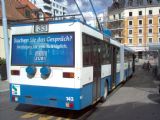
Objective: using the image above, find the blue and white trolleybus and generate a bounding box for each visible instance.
[10,19,135,110]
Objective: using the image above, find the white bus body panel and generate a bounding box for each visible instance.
[11,22,82,89]
[101,64,111,78]
[10,21,104,89]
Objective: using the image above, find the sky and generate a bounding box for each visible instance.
[58,0,113,27]
[59,0,113,14]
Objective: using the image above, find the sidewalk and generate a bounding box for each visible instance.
[0,80,9,92]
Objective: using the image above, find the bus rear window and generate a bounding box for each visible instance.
[11,32,74,67]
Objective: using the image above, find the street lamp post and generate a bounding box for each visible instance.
[1,0,10,80]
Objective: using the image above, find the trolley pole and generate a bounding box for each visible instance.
[1,0,10,80]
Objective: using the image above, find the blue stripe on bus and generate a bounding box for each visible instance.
[10,71,130,110]
[10,83,93,110]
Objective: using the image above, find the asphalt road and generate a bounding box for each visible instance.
[0,66,160,120]
[87,66,160,120]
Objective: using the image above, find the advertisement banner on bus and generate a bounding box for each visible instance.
[11,32,74,66]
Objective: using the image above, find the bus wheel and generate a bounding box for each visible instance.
[100,81,108,103]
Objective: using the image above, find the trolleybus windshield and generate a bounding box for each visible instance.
[11,32,74,67]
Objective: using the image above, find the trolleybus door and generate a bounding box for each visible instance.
[111,46,117,89]
[92,40,101,102]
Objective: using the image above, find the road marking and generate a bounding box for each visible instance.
[65,118,70,120]
[38,115,53,120]
[21,108,45,119]
[56,117,62,120]
[38,110,55,120]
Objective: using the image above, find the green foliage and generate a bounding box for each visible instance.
[0,58,6,65]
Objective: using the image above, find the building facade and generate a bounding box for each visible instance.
[29,0,67,19]
[0,0,45,59]
[107,0,160,58]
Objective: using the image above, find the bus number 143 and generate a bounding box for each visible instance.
[66,97,74,102]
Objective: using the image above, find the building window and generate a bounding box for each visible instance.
[149,10,152,15]
[148,19,152,24]
[43,0,51,4]
[128,38,133,44]
[128,0,133,6]
[137,0,143,6]
[139,20,142,25]
[139,38,143,44]
[157,0,160,3]
[139,29,143,34]
[159,9,160,14]
[129,12,132,17]
[159,18,160,24]
[159,28,160,33]
[139,11,142,16]
[129,29,133,35]
[129,20,132,26]
[148,28,152,34]
[148,38,152,43]
[43,5,51,10]
[25,10,31,18]
[147,0,153,4]
[159,38,160,43]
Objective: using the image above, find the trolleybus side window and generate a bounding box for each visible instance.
[101,43,111,64]
[83,34,92,66]
[93,39,102,65]
[83,33,111,66]
[116,48,120,63]
[124,51,128,62]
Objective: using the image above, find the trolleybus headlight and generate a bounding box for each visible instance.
[26,66,37,78]
[40,66,51,79]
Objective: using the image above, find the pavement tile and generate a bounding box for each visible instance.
[0,80,9,92]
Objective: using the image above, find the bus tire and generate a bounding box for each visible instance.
[100,81,108,103]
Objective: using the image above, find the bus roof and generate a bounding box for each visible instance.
[11,18,124,48]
